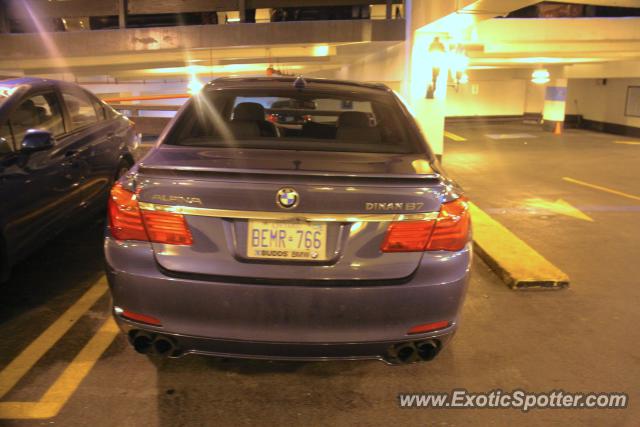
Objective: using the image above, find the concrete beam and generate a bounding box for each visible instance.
[0,19,404,63]
[6,0,403,17]
[129,0,401,15]
[6,0,118,19]
[563,0,640,6]
[414,0,539,35]
[563,60,640,78]
[467,18,640,68]
[476,17,640,43]
[247,0,401,7]
[128,0,237,14]
[2,42,396,76]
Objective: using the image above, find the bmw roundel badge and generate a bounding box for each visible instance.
[276,188,299,209]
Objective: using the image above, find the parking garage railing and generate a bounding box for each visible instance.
[108,101,182,142]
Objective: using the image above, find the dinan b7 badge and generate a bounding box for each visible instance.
[365,202,424,211]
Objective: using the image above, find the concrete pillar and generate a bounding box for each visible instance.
[407,32,448,160]
[403,0,456,161]
[542,79,568,133]
[239,0,246,23]
[118,0,127,29]
[0,1,9,34]
[386,0,392,19]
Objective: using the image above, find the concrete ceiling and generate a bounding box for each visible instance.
[466,16,640,77]
[563,0,640,6]
[0,19,405,81]
[1,1,639,82]
[0,40,404,81]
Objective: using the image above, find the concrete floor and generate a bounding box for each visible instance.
[0,124,638,426]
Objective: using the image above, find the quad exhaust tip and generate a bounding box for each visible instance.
[128,330,440,364]
[385,339,441,365]
[129,330,180,358]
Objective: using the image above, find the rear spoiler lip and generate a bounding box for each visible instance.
[137,164,442,182]
[136,202,440,223]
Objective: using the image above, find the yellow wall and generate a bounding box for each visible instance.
[446,79,527,117]
[566,78,640,128]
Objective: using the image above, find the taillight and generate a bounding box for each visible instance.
[108,183,193,245]
[425,197,470,251]
[108,183,147,241]
[141,210,193,245]
[380,221,435,252]
[381,197,470,253]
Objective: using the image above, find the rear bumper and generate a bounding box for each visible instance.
[117,322,456,363]
[105,236,471,361]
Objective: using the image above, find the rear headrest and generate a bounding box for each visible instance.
[19,99,36,110]
[66,98,80,114]
[13,100,39,126]
[233,102,265,121]
[338,111,370,128]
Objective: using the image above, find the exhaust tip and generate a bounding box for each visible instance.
[396,344,416,363]
[153,336,176,357]
[130,331,154,354]
[415,339,440,361]
[385,339,442,364]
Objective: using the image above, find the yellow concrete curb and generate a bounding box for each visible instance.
[469,202,569,289]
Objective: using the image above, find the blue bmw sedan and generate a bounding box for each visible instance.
[105,77,471,365]
[0,77,137,281]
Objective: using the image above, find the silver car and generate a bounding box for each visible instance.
[104,77,471,364]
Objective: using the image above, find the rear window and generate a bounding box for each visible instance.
[164,89,421,154]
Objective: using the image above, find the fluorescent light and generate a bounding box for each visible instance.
[531,69,550,84]
[188,76,204,94]
[312,45,330,57]
[146,64,303,75]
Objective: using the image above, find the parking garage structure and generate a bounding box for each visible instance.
[1,1,640,426]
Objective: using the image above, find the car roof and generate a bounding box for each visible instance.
[0,77,87,93]
[205,76,392,96]
[0,76,55,88]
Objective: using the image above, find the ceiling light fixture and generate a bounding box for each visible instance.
[531,68,550,84]
[312,45,330,57]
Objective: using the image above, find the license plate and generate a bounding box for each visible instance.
[247,220,328,261]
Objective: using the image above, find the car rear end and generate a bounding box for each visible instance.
[104,77,471,364]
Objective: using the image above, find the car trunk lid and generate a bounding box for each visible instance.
[135,146,446,281]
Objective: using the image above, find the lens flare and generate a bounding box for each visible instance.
[24,2,69,73]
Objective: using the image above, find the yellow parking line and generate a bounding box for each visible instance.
[444,131,467,142]
[469,202,569,289]
[0,318,119,419]
[563,177,640,202]
[0,279,108,400]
